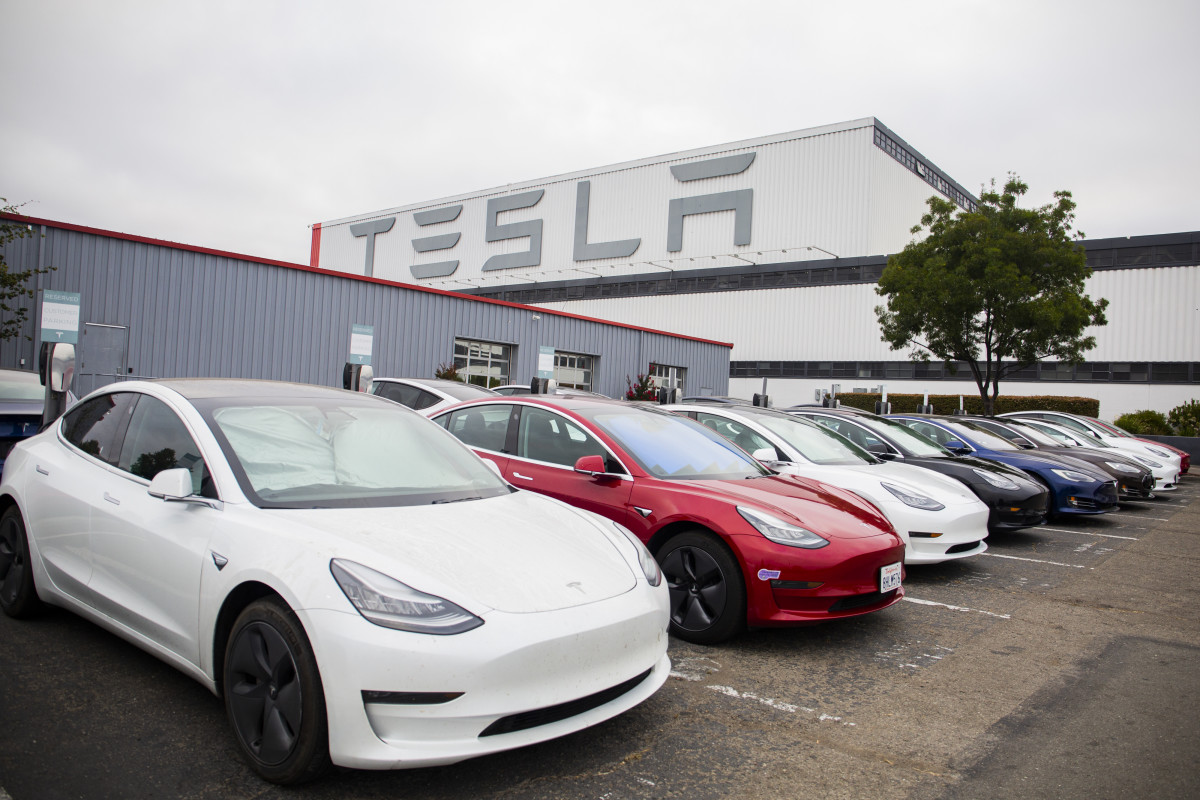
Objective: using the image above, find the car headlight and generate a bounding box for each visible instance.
[737,506,829,549]
[611,520,662,586]
[972,467,1020,490]
[880,482,945,511]
[1103,461,1139,475]
[1131,455,1163,468]
[1050,469,1098,483]
[330,559,483,635]
[1146,447,1171,458]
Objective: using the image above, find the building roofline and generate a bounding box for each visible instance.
[0,212,733,349]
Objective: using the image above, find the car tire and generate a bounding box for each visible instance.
[0,505,43,619]
[223,597,331,785]
[658,529,746,645]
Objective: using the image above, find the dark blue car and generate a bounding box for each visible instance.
[0,369,45,474]
[887,415,1118,517]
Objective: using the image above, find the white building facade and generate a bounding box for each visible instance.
[314,118,1199,417]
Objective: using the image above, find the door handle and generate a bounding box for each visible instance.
[512,472,533,481]
[103,492,121,506]
[35,465,49,476]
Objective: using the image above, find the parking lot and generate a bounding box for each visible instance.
[2,476,1197,800]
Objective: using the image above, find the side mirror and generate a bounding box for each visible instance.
[148,468,222,510]
[148,468,193,500]
[944,439,970,454]
[574,455,617,479]
[751,447,777,463]
[481,458,503,477]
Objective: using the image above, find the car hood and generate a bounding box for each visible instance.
[779,461,982,507]
[265,491,637,614]
[675,474,896,539]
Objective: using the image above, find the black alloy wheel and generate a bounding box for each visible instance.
[658,530,746,645]
[0,505,42,618]
[224,598,330,785]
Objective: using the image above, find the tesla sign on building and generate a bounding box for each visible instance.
[310,118,977,289]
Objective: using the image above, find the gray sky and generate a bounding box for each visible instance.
[3,0,1197,266]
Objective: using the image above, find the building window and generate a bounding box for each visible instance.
[454,338,512,388]
[650,364,686,394]
[554,351,594,391]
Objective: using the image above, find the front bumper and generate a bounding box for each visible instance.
[303,584,669,770]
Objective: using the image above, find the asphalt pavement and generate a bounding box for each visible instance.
[1,477,1197,799]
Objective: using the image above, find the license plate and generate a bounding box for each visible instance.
[880,562,902,592]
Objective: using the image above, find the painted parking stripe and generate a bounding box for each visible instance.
[981,552,1091,569]
[1039,526,1138,540]
[1104,512,1171,522]
[903,596,1011,619]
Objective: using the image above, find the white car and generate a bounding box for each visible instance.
[371,377,498,416]
[1000,411,1181,491]
[664,404,990,565]
[0,380,669,784]
[1008,417,1180,492]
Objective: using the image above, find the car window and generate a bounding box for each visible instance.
[516,406,616,469]
[443,405,512,453]
[695,412,778,458]
[61,392,137,464]
[900,420,962,447]
[750,413,875,465]
[411,388,441,410]
[374,382,424,409]
[118,395,215,497]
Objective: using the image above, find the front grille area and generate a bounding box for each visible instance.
[479,668,653,738]
[946,541,983,554]
[828,589,898,613]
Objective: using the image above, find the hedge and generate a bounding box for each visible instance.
[826,393,1100,417]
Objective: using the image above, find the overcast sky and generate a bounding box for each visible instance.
[3,0,1197,266]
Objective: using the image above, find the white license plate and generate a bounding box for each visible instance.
[880,562,902,592]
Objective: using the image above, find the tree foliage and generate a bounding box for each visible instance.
[625,365,658,401]
[874,176,1108,415]
[0,199,54,341]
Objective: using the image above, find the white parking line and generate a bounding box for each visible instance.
[1039,527,1139,540]
[1104,512,1171,522]
[981,552,1091,569]
[903,596,1011,619]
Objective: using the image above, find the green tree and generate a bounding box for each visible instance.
[1,199,54,341]
[874,176,1108,416]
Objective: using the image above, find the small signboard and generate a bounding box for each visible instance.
[40,290,80,344]
[349,324,373,365]
[537,345,555,379]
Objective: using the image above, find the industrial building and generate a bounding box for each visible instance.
[0,217,731,398]
[313,117,1199,416]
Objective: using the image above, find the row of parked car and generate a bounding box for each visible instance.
[0,372,1188,785]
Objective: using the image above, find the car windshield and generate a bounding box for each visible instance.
[199,395,511,509]
[936,419,1020,451]
[0,370,46,402]
[850,415,950,457]
[580,406,769,480]
[750,413,875,465]
[996,421,1062,447]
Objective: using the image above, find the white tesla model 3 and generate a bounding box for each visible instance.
[0,379,669,784]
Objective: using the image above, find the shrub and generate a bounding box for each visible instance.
[1113,409,1173,436]
[831,393,1100,417]
[625,366,658,401]
[434,362,464,382]
[1168,400,1200,437]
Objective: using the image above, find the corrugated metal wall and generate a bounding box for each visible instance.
[0,223,730,398]
[537,265,1200,364]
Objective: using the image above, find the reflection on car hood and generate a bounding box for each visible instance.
[783,461,982,506]
[268,491,636,614]
[676,474,897,539]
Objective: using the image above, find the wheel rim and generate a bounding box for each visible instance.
[227,621,303,767]
[661,545,728,632]
[0,514,26,608]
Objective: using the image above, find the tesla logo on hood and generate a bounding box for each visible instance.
[566,581,585,593]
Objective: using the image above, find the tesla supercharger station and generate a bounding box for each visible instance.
[38,290,79,427]
[917,393,934,414]
[344,323,374,392]
[875,385,892,415]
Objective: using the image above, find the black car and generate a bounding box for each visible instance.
[964,416,1156,501]
[790,408,1049,531]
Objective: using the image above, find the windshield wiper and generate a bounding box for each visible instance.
[431,496,483,505]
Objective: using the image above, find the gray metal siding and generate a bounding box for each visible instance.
[0,223,729,398]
